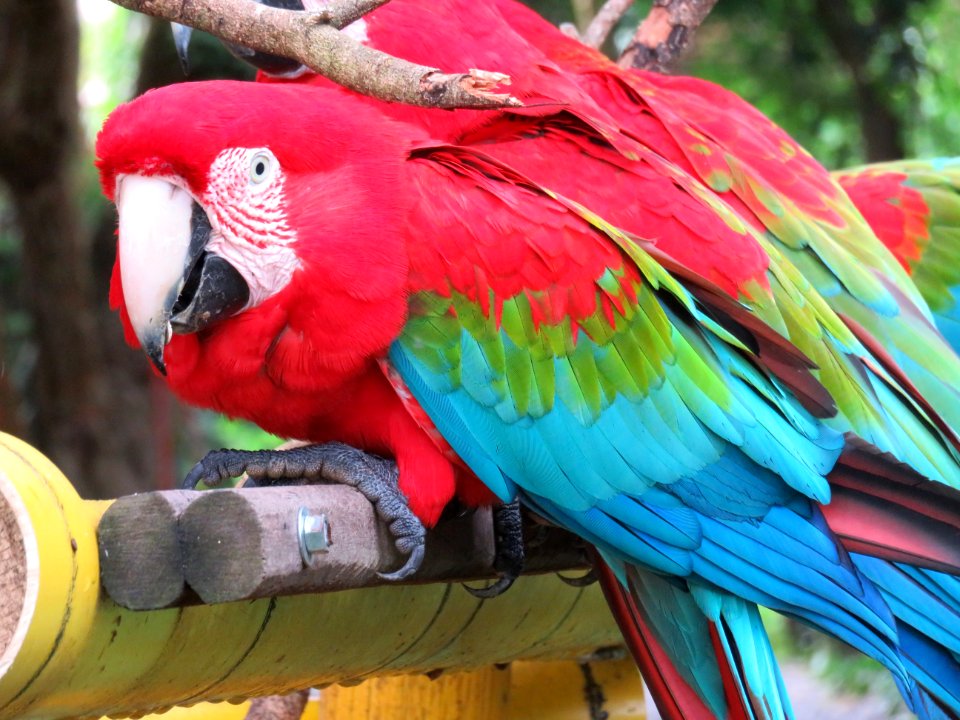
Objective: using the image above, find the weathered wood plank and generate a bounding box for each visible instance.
[96,484,588,609]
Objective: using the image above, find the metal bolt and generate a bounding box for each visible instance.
[297,506,330,566]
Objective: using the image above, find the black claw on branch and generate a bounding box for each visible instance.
[557,568,599,587]
[182,442,425,580]
[464,499,525,599]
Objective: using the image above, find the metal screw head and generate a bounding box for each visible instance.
[297,506,330,566]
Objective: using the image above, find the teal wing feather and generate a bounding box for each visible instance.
[597,72,960,462]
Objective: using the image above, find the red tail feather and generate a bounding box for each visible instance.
[594,557,750,720]
[826,438,960,574]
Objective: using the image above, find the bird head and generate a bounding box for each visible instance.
[97,80,412,378]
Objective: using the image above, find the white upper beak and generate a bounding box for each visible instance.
[116,174,195,370]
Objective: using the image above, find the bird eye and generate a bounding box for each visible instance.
[249,151,273,184]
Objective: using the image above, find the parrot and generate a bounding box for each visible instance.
[101,3,960,719]
[97,78,960,720]
[834,160,960,352]
[206,1,960,715]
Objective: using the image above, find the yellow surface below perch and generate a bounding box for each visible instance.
[136,657,646,720]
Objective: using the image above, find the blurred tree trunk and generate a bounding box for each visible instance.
[812,0,913,162]
[0,3,254,498]
[0,5,192,497]
[0,0,111,492]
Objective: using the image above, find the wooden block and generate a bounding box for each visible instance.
[97,490,202,609]
[180,485,395,604]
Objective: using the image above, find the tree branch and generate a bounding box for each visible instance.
[107,0,520,109]
[619,0,719,72]
[581,0,635,50]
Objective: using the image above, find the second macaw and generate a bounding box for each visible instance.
[835,160,960,352]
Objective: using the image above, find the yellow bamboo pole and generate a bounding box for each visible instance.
[508,657,646,719]
[128,694,322,720]
[318,667,511,720]
[317,656,646,719]
[126,654,647,719]
[0,433,625,720]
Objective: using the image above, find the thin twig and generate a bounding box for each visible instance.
[581,0,635,49]
[107,0,520,109]
[619,0,719,71]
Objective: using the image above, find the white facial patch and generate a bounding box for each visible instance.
[204,147,301,310]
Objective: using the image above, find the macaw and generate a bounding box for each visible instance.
[217,1,960,715]
[101,4,960,719]
[98,77,960,719]
[835,160,960,352]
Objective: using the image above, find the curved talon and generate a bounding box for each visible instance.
[377,544,425,581]
[181,460,208,489]
[557,568,598,587]
[181,450,238,489]
[463,575,517,599]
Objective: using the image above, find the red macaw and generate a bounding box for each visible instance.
[248,0,960,436]
[101,4,960,719]
[245,2,960,716]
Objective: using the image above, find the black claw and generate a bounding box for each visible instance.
[180,443,426,579]
[557,568,598,587]
[377,543,425,581]
[182,448,252,489]
[464,575,517,600]
[463,501,525,599]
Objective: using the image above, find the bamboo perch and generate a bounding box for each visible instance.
[0,432,623,720]
[99,483,588,609]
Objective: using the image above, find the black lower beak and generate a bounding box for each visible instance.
[170,252,249,335]
[169,203,249,335]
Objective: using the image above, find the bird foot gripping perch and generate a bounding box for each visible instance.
[182,442,427,580]
[183,442,529,591]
